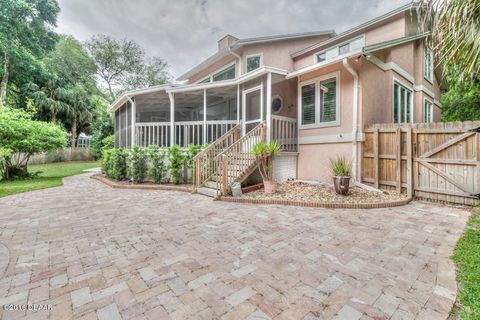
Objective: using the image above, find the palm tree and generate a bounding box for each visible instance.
[417,0,480,80]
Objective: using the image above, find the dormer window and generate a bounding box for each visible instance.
[315,36,364,63]
[212,64,236,81]
[246,54,262,73]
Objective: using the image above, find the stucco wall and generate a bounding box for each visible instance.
[188,56,238,83]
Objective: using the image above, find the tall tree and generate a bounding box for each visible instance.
[0,0,59,104]
[85,35,169,102]
[418,0,480,80]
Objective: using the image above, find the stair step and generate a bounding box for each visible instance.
[204,181,218,189]
[196,187,217,198]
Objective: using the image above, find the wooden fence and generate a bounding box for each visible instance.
[362,121,480,205]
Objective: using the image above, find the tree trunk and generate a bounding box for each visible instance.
[71,114,77,148]
[0,54,9,105]
[107,82,115,103]
[51,110,57,123]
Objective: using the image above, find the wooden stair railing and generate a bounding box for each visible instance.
[215,122,266,197]
[193,124,241,191]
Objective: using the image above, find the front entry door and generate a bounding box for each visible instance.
[242,85,263,135]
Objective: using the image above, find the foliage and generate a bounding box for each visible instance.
[167,144,185,184]
[102,148,127,180]
[185,144,203,168]
[0,161,99,197]
[0,0,60,103]
[417,0,480,80]
[441,79,480,121]
[147,146,166,184]
[0,106,68,179]
[89,97,113,159]
[451,209,480,320]
[90,134,114,160]
[329,156,352,177]
[127,146,148,183]
[0,147,12,181]
[85,34,169,102]
[252,141,280,181]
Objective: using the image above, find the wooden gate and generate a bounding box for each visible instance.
[362,122,480,205]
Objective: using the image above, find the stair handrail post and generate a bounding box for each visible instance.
[221,154,228,195]
[261,122,267,142]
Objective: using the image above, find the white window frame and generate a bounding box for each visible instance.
[424,97,434,123]
[195,61,237,84]
[392,78,414,124]
[298,71,341,129]
[312,35,365,64]
[424,46,433,83]
[245,53,263,74]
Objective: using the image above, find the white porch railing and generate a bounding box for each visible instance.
[135,120,237,148]
[271,115,297,151]
[136,122,171,147]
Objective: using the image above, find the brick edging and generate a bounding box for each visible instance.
[219,196,412,209]
[91,174,193,193]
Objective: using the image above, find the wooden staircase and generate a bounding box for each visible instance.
[193,122,266,198]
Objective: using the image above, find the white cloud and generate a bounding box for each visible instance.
[56,0,410,78]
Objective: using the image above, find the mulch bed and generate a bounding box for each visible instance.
[91,174,193,192]
[235,181,408,204]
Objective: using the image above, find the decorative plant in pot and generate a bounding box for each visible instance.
[329,156,352,195]
[252,141,281,194]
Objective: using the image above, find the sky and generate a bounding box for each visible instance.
[56,0,411,79]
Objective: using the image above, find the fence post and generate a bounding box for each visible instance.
[406,127,413,198]
[373,128,379,189]
[396,127,402,193]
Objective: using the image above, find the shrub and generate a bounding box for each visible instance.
[148,146,166,184]
[329,156,352,177]
[127,146,148,183]
[185,144,203,168]
[90,134,115,160]
[0,107,68,180]
[102,148,127,180]
[167,144,185,184]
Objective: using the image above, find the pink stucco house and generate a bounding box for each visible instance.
[109,3,443,196]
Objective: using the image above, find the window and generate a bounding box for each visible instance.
[198,77,211,84]
[271,95,283,114]
[424,100,433,123]
[316,36,364,63]
[424,47,433,82]
[300,73,339,127]
[212,64,235,82]
[393,82,413,123]
[246,54,261,72]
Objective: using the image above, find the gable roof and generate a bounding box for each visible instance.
[176,30,335,81]
[290,3,417,58]
[363,31,430,53]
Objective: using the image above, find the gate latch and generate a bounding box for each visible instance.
[467,126,480,133]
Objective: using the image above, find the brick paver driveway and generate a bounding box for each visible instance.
[0,173,470,320]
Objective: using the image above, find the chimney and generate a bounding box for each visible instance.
[218,35,238,50]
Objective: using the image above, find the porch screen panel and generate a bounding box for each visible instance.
[320,78,336,122]
[119,104,126,147]
[126,102,132,147]
[114,110,120,147]
[301,84,315,125]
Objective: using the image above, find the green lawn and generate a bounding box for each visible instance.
[451,209,480,320]
[0,161,100,197]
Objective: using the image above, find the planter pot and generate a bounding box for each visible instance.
[332,176,351,195]
[264,180,278,194]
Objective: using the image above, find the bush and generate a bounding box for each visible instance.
[90,134,115,160]
[148,146,166,184]
[185,144,203,168]
[167,144,185,184]
[0,107,68,180]
[102,148,127,180]
[127,146,148,183]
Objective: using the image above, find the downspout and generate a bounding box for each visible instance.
[343,58,382,193]
[229,47,242,77]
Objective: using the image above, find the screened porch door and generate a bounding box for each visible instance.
[242,85,263,135]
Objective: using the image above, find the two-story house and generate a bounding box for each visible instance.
[109,3,443,196]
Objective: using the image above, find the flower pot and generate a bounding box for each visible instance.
[332,176,350,195]
[264,180,278,194]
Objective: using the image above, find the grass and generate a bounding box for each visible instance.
[451,209,480,320]
[0,161,100,198]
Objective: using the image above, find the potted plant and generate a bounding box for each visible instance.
[329,156,352,195]
[252,141,281,194]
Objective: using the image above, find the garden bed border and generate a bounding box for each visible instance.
[91,174,193,193]
[219,195,412,209]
